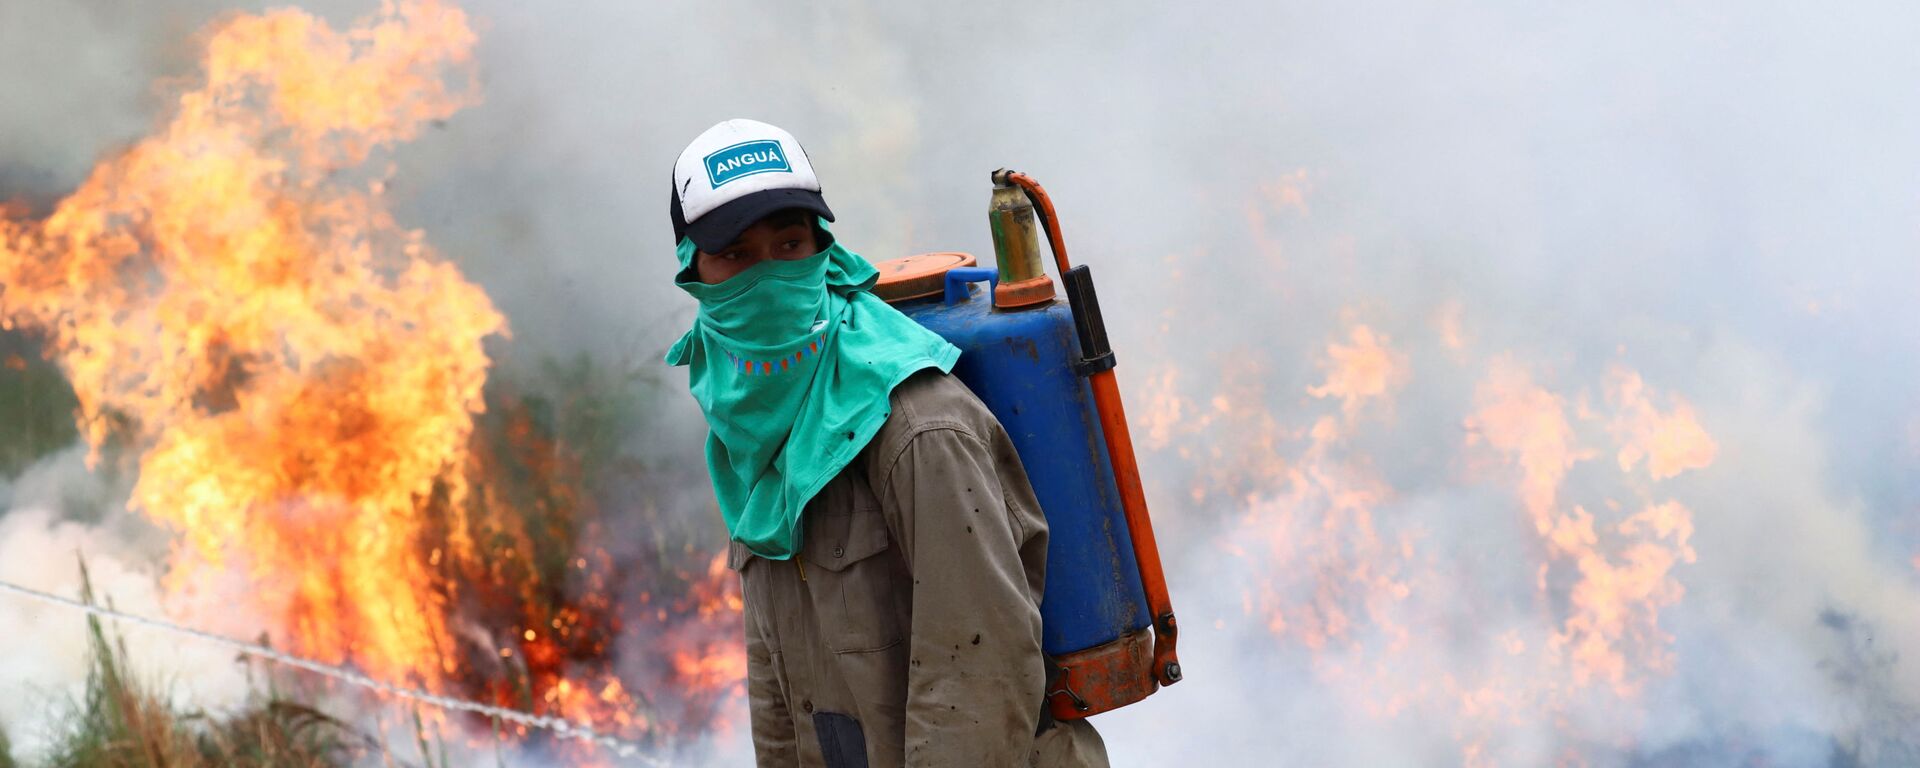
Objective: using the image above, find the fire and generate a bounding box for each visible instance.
[1306,324,1405,419]
[673,646,750,700]
[1174,325,1415,673]
[1463,358,1591,531]
[1142,280,1719,763]
[0,0,743,752]
[1465,361,1702,693]
[668,553,750,696]
[1274,324,1411,656]
[1,0,490,688]
[1605,368,1718,480]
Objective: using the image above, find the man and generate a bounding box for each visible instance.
[666,119,1108,767]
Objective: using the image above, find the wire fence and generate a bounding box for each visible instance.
[0,578,671,766]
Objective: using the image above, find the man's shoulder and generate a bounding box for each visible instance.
[883,368,998,441]
[861,369,999,474]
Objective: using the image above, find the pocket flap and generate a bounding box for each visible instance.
[801,480,891,572]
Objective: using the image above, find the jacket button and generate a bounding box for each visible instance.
[831,546,844,558]
[802,699,815,714]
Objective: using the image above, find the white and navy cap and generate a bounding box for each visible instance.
[671,119,834,253]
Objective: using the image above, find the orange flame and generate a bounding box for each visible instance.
[1306,324,1406,419]
[1,0,491,690]
[1466,359,1702,695]
[1606,368,1718,480]
[1206,325,1415,670]
[1141,275,1720,764]
[1463,358,1591,533]
[0,1,746,750]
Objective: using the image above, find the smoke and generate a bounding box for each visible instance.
[6,0,1920,766]
[0,448,252,762]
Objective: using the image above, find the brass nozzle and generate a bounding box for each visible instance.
[987,171,1056,309]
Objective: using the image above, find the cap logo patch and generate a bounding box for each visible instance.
[704,140,790,188]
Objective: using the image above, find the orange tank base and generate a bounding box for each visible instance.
[1047,626,1158,720]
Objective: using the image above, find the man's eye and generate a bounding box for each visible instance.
[782,240,803,251]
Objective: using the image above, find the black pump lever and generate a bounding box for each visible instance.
[1062,265,1116,378]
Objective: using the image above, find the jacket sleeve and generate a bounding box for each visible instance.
[872,424,1050,767]
[742,565,801,766]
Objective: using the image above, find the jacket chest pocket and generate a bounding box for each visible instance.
[801,477,908,654]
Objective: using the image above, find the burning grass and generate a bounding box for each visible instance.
[0,340,742,763]
[0,0,744,755]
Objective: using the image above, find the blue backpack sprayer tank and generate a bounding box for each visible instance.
[871,170,1182,719]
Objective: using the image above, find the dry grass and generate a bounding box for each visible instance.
[31,563,382,768]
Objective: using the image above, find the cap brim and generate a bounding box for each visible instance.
[685,188,835,254]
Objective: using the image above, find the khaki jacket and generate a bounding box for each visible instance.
[730,371,1109,768]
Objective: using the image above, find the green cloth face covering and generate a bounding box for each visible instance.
[666,222,959,559]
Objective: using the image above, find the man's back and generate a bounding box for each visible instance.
[730,370,1108,767]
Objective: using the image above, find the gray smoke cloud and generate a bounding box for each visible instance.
[5,0,1920,766]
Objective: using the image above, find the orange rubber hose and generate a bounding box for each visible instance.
[1004,171,1074,276]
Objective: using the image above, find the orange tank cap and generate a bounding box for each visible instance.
[872,252,978,304]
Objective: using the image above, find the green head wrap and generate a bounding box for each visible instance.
[666,221,959,559]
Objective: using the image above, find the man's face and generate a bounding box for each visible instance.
[695,212,819,284]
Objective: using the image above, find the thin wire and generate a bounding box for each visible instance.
[0,578,669,766]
